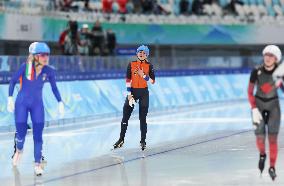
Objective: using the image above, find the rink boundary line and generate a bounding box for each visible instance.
[145,130,251,158]
[25,129,251,186]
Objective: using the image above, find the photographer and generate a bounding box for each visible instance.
[63,20,80,55]
[78,24,92,56]
[106,29,116,56]
[91,21,105,56]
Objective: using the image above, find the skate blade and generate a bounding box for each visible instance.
[111,145,124,151]
[270,175,276,181]
[141,148,147,158]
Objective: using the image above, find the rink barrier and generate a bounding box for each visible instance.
[0,68,251,84]
[0,73,254,128]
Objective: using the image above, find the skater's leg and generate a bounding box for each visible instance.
[254,108,266,173]
[14,103,29,151]
[139,90,149,143]
[268,134,278,168]
[255,109,266,155]
[120,97,134,139]
[267,101,280,168]
[12,132,17,158]
[30,103,45,164]
[113,97,135,149]
[256,135,266,155]
[12,101,29,166]
[12,122,31,157]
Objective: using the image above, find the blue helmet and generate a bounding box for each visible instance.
[136,45,149,57]
[29,42,50,55]
[29,42,38,54]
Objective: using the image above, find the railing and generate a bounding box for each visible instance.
[0,55,263,72]
[0,55,263,83]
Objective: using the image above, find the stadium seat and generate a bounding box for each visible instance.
[235,4,246,16]
[272,0,280,5]
[264,0,273,6]
[203,4,215,15]
[212,3,223,16]
[251,4,261,16]
[274,4,283,15]
[267,5,276,15]
[2,0,284,25]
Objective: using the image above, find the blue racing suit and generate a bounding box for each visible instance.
[9,63,62,163]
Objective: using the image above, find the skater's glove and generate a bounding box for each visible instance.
[128,95,135,107]
[252,108,263,125]
[58,101,65,117]
[7,96,15,113]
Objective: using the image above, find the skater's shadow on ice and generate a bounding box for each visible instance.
[12,167,22,186]
[113,157,148,186]
[12,167,44,186]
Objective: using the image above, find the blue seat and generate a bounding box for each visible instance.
[173,0,181,14]
[272,0,280,5]
[242,0,250,5]
[160,0,169,4]
[267,6,276,16]
[256,0,264,5]
[219,0,229,7]
[249,0,257,5]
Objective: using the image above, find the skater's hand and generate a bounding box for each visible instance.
[252,108,263,125]
[127,94,133,101]
[128,95,135,107]
[7,96,15,113]
[58,101,65,117]
[137,68,144,77]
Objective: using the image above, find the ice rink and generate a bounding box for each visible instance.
[1,100,284,186]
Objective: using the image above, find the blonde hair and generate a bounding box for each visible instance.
[27,54,35,63]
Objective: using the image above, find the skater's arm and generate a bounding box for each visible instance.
[142,63,155,84]
[148,64,155,84]
[273,62,284,81]
[48,68,62,102]
[126,62,132,95]
[248,69,257,108]
[272,63,284,91]
[9,64,25,96]
[278,79,284,92]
